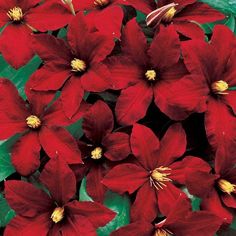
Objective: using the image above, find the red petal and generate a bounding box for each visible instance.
[40,157,76,205]
[0,24,34,69]
[115,82,153,125]
[103,132,131,161]
[12,132,41,176]
[0,11,8,27]
[131,123,160,170]
[39,126,82,164]
[73,0,94,10]
[83,100,114,144]
[156,123,186,166]
[66,200,116,228]
[157,0,196,8]
[222,193,236,209]
[5,180,52,217]
[102,163,148,194]
[19,0,42,11]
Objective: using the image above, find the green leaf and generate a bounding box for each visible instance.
[191,196,201,211]
[0,55,42,99]
[0,193,15,227]
[67,119,84,139]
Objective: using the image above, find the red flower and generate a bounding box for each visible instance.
[144,0,224,39]
[0,78,88,176]
[28,12,114,118]
[102,123,209,222]
[186,146,236,225]
[78,100,131,202]
[4,157,116,236]
[106,19,187,125]
[162,25,236,151]
[110,196,222,236]
[0,0,73,68]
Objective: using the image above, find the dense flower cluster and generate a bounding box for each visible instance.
[0,0,235,235]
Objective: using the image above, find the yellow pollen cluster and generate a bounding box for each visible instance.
[162,7,176,23]
[150,166,172,190]
[94,0,110,7]
[7,7,23,22]
[211,80,229,95]
[26,115,41,129]
[218,179,236,195]
[51,207,64,223]
[155,228,173,236]
[71,58,86,72]
[145,70,157,81]
[91,147,103,160]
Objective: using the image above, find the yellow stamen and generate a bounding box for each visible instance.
[211,80,229,95]
[71,58,86,72]
[51,207,64,223]
[162,7,176,23]
[61,0,75,15]
[155,228,173,236]
[218,179,236,195]
[26,115,41,129]
[150,166,172,190]
[145,70,157,81]
[91,147,103,160]
[7,7,23,22]
[94,0,110,7]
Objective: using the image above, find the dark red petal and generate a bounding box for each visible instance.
[149,25,180,70]
[19,0,42,11]
[121,19,148,66]
[86,165,106,203]
[131,123,160,170]
[83,100,114,143]
[0,11,8,27]
[223,91,236,115]
[156,123,186,167]
[0,24,34,69]
[73,0,94,10]
[103,132,131,161]
[61,77,84,119]
[12,132,41,176]
[115,82,153,126]
[5,180,52,217]
[221,193,236,209]
[131,182,158,222]
[102,163,148,194]
[39,126,82,164]
[40,157,76,205]
[66,200,116,228]
[25,1,73,31]
[158,0,196,8]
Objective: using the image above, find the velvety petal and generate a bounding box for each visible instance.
[103,132,131,161]
[5,180,52,217]
[73,0,94,10]
[12,132,41,176]
[19,0,42,11]
[66,200,116,228]
[131,123,160,170]
[115,82,153,125]
[39,157,76,205]
[102,163,149,194]
[61,77,84,119]
[221,193,236,209]
[39,126,82,164]
[157,0,196,8]
[83,100,114,144]
[0,11,9,27]
[149,25,180,70]
[0,24,34,69]
[131,182,158,222]
[156,123,186,167]
[223,91,236,115]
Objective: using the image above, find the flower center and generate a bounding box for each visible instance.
[211,80,229,95]
[145,70,157,81]
[26,115,41,129]
[51,207,64,223]
[91,147,103,160]
[155,229,173,236]
[94,0,110,7]
[7,7,23,22]
[218,179,236,195]
[162,7,176,23]
[150,166,172,190]
[71,58,86,72]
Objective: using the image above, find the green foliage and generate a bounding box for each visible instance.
[0,194,15,228]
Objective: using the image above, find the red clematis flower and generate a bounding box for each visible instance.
[77,100,131,202]
[0,78,88,176]
[102,123,210,222]
[161,25,236,151]
[143,0,224,39]
[4,157,116,236]
[0,0,74,69]
[110,196,222,236]
[186,146,236,225]
[28,12,114,118]
[106,19,187,125]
